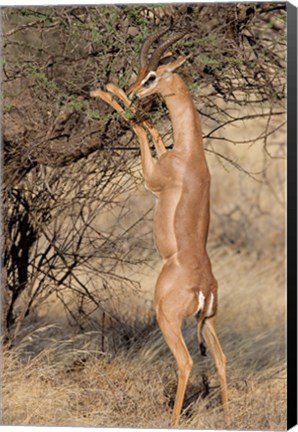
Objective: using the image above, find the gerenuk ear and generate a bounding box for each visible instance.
[157,54,192,74]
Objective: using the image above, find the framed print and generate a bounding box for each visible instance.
[1,2,296,430]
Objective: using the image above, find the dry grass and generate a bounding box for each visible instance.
[2,249,286,430]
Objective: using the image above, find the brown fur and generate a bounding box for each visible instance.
[91,57,229,426]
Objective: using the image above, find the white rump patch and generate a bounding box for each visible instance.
[206,293,214,317]
[195,291,205,315]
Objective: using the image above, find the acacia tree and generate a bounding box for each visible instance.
[2,4,286,340]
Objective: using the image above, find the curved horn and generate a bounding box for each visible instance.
[148,31,188,71]
[140,25,172,68]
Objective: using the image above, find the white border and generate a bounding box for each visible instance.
[1,0,294,5]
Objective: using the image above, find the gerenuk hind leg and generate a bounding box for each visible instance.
[202,316,229,422]
[156,308,193,427]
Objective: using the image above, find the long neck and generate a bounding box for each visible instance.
[159,74,203,153]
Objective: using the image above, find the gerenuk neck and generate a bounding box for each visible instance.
[159,74,204,154]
